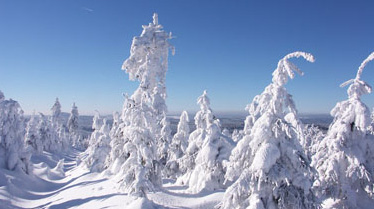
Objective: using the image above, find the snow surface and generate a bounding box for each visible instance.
[0,149,224,209]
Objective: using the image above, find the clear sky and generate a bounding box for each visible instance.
[1,0,374,115]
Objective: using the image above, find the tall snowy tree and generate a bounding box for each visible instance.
[169,111,190,161]
[37,98,67,153]
[106,110,126,174]
[108,13,174,196]
[188,116,233,193]
[158,114,172,166]
[25,113,43,154]
[88,111,103,147]
[177,90,232,190]
[220,52,317,209]
[303,124,325,161]
[51,98,62,127]
[83,119,111,172]
[67,103,80,148]
[312,52,374,209]
[0,91,32,174]
[164,110,190,178]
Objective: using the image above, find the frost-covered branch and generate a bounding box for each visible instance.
[272,51,315,86]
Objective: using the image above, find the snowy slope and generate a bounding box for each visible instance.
[0,149,223,209]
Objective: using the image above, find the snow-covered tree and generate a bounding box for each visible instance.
[303,124,325,160]
[57,123,69,151]
[0,91,32,174]
[37,113,60,152]
[36,98,66,153]
[175,91,233,193]
[88,111,103,147]
[231,129,244,142]
[177,91,214,185]
[109,13,174,196]
[220,52,317,209]
[25,114,43,154]
[106,110,126,173]
[368,108,374,134]
[188,117,233,193]
[170,111,190,161]
[83,119,111,172]
[164,111,190,178]
[51,98,62,127]
[222,128,230,138]
[312,52,374,209]
[67,103,80,148]
[158,114,172,166]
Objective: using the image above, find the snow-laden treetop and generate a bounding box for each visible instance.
[272,51,315,86]
[122,13,174,93]
[246,51,314,119]
[340,51,374,99]
[197,90,211,112]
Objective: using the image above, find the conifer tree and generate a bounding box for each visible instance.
[67,103,80,148]
[109,13,174,196]
[221,52,317,209]
[83,119,111,172]
[164,111,190,178]
[312,52,374,208]
[0,91,32,174]
[25,114,43,154]
[51,98,62,127]
[178,91,233,193]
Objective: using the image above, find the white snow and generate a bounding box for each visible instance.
[0,149,224,209]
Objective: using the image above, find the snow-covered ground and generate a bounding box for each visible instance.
[0,149,223,209]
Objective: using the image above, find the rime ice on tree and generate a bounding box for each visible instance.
[109,13,174,196]
[158,114,172,166]
[221,52,317,209]
[51,98,62,127]
[177,91,213,185]
[25,113,43,154]
[164,111,190,179]
[0,91,32,174]
[178,91,233,193]
[83,118,111,172]
[312,52,374,209]
[67,103,81,148]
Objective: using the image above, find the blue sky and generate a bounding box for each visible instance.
[1,0,374,115]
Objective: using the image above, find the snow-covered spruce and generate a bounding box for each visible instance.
[83,118,111,172]
[158,114,172,167]
[25,113,43,154]
[303,124,325,161]
[108,13,174,197]
[67,103,81,148]
[312,52,374,209]
[37,98,68,153]
[231,129,244,143]
[368,108,374,134]
[105,110,127,173]
[51,98,62,128]
[188,116,233,193]
[177,91,213,185]
[177,91,233,193]
[164,110,190,179]
[0,91,32,174]
[88,111,103,147]
[221,52,318,209]
[52,98,69,151]
[37,113,61,152]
